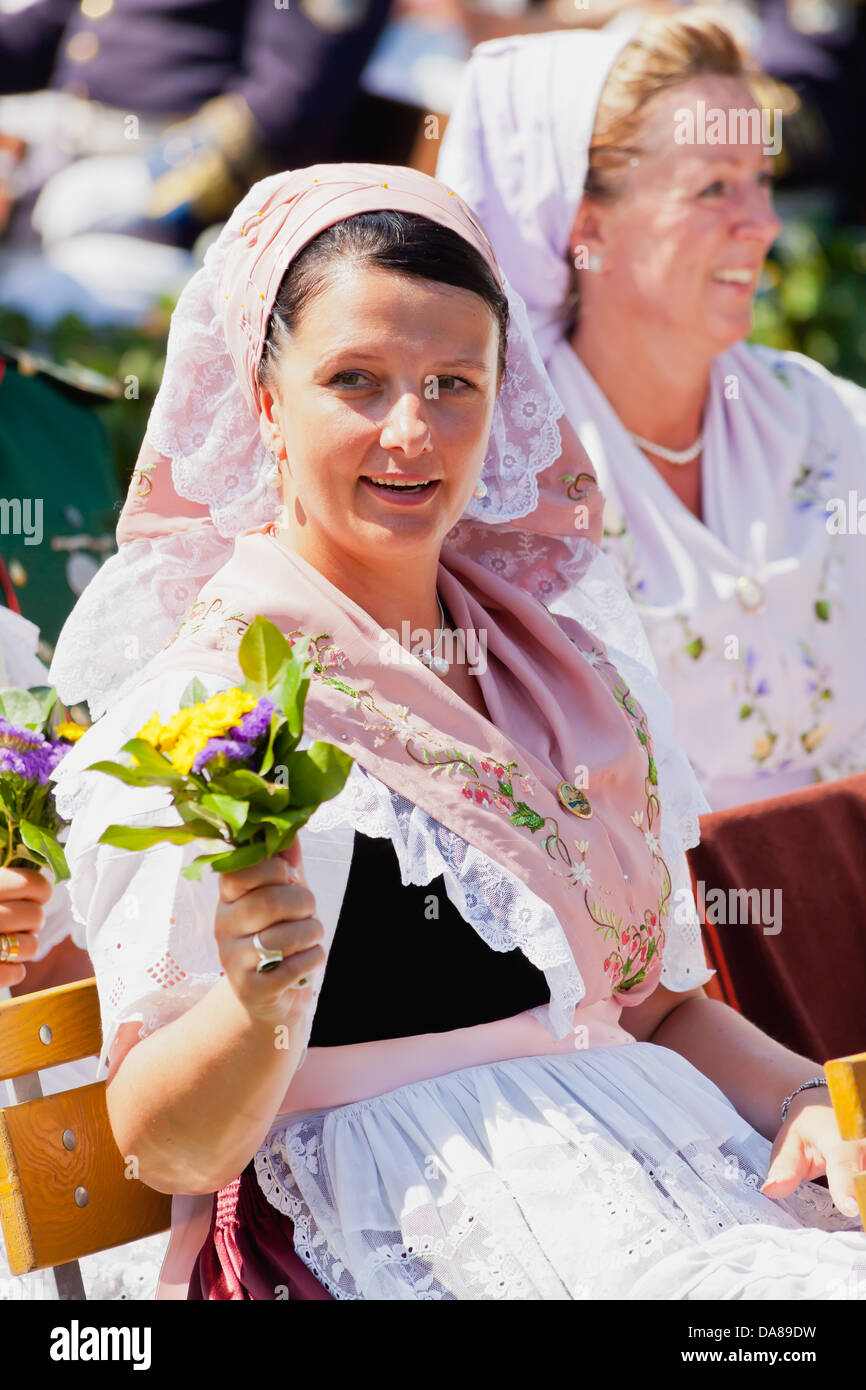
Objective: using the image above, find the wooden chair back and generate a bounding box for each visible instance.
[0,978,171,1296]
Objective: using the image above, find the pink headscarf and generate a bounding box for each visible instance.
[102,161,672,1028]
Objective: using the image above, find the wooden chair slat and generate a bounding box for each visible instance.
[825,1052,866,1141]
[0,1082,171,1274]
[0,978,102,1078]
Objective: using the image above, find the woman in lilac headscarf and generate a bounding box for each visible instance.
[439,12,866,813]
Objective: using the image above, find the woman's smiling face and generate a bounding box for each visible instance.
[258,263,500,576]
[574,75,782,358]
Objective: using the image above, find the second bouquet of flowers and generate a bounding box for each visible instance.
[89,617,353,879]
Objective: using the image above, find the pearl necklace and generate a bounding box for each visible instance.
[629,430,704,466]
[418,594,450,677]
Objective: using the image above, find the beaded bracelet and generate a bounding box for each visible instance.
[780,1076,828,1124]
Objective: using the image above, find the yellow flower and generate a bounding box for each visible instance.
[801,722,833,754]
[136,713,163,747]
[54,721,87,743]
[136,688,257,775]
[753,735,773,762]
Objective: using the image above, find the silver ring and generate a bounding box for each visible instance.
[252,931,284,975]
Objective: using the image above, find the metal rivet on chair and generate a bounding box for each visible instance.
[62,1129,77,1151]
[39,1024,53,1045]
[74,1186,89,1208]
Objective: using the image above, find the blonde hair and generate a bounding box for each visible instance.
[585,10,791,201]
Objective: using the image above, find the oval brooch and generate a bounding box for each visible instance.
[558,782,593,819]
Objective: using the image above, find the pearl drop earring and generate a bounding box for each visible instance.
[587,252,605,273]
[473,476,488,500]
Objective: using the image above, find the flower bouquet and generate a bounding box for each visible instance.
[89,617,353,880]
[0,685,85,879]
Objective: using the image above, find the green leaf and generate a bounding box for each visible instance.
[0,687,48,729]
[201,793,248,835]
[258,808,311,836]
[94,738,192,789]
[647,756,658,787]
[216,768,280,808]
[814,599,831,622]
[738,704,754,720]
[176,798,227,832]
[98,820,223,851]
[274,664,310,741]
[238,616,294,696]
[256,711,281,778]
[683,637,705,660]
[286,743,353,806]
[18,819,69,881]
[84,758,156,788]
[192,841,270,875]
[122,738,185,777]
[179,676,210,708]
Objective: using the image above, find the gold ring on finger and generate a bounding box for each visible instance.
[0,932,19,962]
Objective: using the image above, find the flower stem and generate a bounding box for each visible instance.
[2,821,16,869]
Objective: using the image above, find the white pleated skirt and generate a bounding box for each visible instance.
[254,1043,866,1300]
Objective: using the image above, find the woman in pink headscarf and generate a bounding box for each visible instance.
[438,13,866,813]
[51,163,865,1300]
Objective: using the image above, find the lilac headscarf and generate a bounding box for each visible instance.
[437,30,630,356]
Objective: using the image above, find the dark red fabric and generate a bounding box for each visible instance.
[687,773,866,1064]
[188,1163,334,1301]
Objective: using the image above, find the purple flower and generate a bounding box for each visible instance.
[0,719,71,786]
[1,745,48,785]
[0,716,42,751]
[192,736,257,774]
[744,648,757,673]
[234,698,275,743]
[754,679,770,696]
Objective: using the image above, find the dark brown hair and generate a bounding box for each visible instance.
[259,210,509,387]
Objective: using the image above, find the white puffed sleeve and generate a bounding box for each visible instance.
[57,671,229,1072]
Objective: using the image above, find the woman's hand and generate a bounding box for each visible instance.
[215,838,325,1026]
[0,865,50,988]
[761,1089,866,1219]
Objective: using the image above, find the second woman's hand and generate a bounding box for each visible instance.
[761,1089,866,1220]
[0,864,50,988]
[215,838,325,1026]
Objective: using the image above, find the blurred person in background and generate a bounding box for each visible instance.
[0,0,393,321]
[439,12,866,813]
[709,0,866,222]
